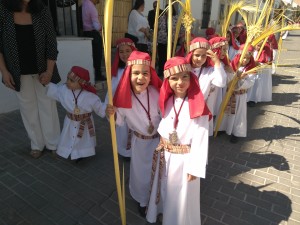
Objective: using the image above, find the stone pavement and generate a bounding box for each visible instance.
[0,31,299,225]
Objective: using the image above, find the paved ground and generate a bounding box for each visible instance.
[0,30,299,225]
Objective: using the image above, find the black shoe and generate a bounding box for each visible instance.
[247,101,256,107]
[122,156,131,162]
[75,158,84,164]
[137,204,146,218]
[215,130,226,137]
[230,135,239,143]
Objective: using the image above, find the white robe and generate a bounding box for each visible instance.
[192,66,226,136]
[47,83,105,159]
[104,68,132,157]
[146,96,209,225]
[115,86,160,206]
[219,71,255,137]
[247,51,272,103]
[228,45,238,61]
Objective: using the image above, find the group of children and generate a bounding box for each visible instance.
[45,29,275,223]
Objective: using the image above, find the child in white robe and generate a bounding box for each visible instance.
[47,66,105,161]
[267,34,278,75]
[103,38,136,159]
[247,42,272,106]
[146,56,211,225]
[226,29,240,61]
[208,36,233,122]
[218,45,256,143]
[186,37,226,136]
[106,50,162,217]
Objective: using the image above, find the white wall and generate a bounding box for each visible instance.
[0,37,94,114]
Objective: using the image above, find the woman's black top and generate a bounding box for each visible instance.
[15,24,38,75]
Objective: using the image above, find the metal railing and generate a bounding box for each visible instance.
[44,0,79,36]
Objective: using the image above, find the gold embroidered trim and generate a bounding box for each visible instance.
[117,42,135,48]
[161,138,190,154]
[133,131,159,140]
[68,72,88,85]
[211,41,228,49]
[189,42,210,52]
[127,59,151,66]
[164,64,192,78]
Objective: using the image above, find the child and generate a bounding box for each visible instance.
[104,38,136,159]
[146,56,211,225]
[205,27,219,40]
[247,41,272,106]
[208,36,233,121]
[267,34,278,75]
[186,37,226,136]
[47,66,105,161]
[218,45,256,143]
[226,29,240,61]
[106,50,162,217]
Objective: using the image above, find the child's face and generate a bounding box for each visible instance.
[226,32,231,42]
[119,45,133,64]
[192,48,207,67]
[241,53,251,66]
[67,75,81,90]
[255,44,261,51]
[168,71,190,98]
[220,45,228,60]
[130,64,151,94]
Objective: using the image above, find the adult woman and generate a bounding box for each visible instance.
[0,0,60,158]
[157,4,184,76]
[127,0,150,53]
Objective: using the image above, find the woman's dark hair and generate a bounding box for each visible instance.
[165,4,177,16]
[133,0,145,10]
[2,0,45,13]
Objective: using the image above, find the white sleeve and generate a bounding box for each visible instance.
[211,66,227,88]
[46,83,63,102]
[91,95,105,118]
[185,115,209,178]
[115,108,125,126]
[236,74,256,90]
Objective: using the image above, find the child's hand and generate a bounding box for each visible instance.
[206,49,220,66]
[187,174,197,182]
[105,104,115,117]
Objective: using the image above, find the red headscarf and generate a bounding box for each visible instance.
[186,37,211,68]
[159,57,211,119]
[208,37,230,66]
[229,28,240,50]
[113,51,162,108]
[267,34,278,50]
[206,27,219,40]
[231,44,256,72]
[235,22,247,44]
[175,34,196,57]
[111,38,136,77]
[67,66,97,94]
[255,43,272,63]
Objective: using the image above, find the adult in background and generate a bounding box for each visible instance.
[0,0,60,158]
[127,0,150,53]
[147,1,162,30]
[157,4,184,76]
[82,0,106,82]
